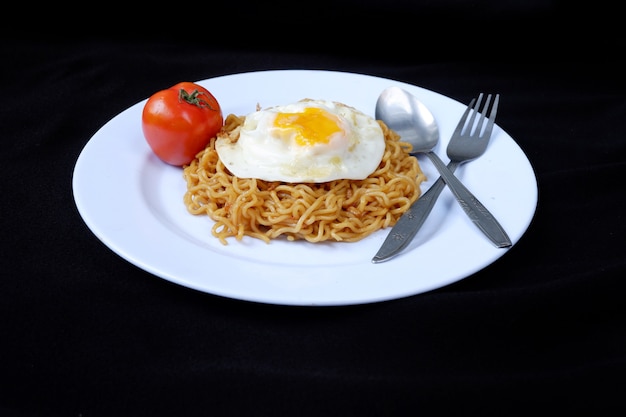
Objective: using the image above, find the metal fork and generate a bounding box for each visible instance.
[372,93,511,263]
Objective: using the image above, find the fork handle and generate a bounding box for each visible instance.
[425,151,512,249]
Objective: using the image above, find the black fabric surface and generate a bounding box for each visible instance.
[2,3,626,416]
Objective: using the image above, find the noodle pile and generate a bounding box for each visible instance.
[182,113,426,245]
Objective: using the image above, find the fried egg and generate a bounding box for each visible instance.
[215,99,386,183]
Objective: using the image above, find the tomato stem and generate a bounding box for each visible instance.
[178,89,217,111]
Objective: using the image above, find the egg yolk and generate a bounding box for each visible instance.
[274,107,344,146]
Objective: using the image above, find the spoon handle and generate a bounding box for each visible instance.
[372,162,454,263]
[425,151,512,247]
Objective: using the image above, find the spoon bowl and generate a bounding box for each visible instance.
[375,86,440,154]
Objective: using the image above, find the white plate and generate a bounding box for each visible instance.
[72,70,537,306]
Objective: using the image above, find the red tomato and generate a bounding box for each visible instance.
[142,81,223,166]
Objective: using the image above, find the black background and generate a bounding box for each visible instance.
[2,1,625,416]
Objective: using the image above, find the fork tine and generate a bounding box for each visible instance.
[482,93,499,139]
[465,93,483,136]
[451,97,477,138]
[473,93,492,136]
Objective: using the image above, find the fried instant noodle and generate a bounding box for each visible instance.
[182,114,426,245]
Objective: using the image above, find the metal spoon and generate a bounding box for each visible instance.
[374,86,506,252]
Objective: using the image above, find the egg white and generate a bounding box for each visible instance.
[215,99,386,183]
